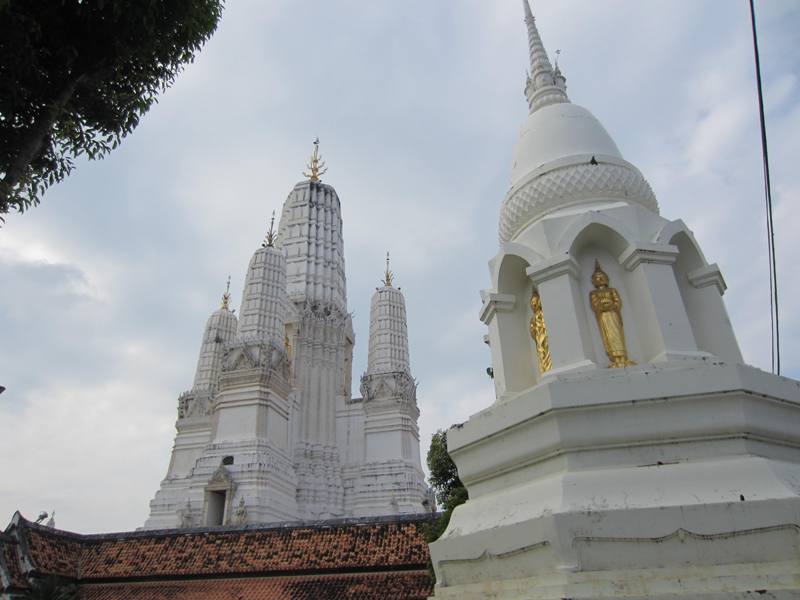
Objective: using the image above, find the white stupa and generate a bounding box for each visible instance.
[429,2,800,598]
[144,142,431,528]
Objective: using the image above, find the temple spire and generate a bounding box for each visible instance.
[522,0,569,113]
[262,211,276,248]
[221,275,231,310]
[303,138,327,183]
[381,252,394,288]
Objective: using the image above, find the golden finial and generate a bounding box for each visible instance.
[381,251,394,287]
[262,211,276,248]
[302,138,327,183]
[221,275,231,310]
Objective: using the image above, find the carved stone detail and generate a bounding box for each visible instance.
[360,371,417,403]
[499,161,658,242]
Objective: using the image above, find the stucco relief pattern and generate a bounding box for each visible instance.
[499,162,659,243]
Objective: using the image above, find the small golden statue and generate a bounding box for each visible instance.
[590,260,635,368]
[529,289,552,373]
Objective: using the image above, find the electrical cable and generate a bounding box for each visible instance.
[749,0,780,375]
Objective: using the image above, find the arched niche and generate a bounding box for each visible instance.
[494,252,539,392]
[557,211,636,257]
[667,228,742,363]
[654,219,708,264]
[568,223,644,366]
[492,242,544,290]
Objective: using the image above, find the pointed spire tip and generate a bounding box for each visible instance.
[381,251,394,288]
[303,138,327,183]
[263,210,276,248]
[221,275,231,310]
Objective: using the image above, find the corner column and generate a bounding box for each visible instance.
[479,291,518,399]
[619,243,700,362]
[686,263,743,363]
[526,256,595,375]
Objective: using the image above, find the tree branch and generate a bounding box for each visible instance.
[0,75,84,211]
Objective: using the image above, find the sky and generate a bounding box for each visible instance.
[1,0,798,534]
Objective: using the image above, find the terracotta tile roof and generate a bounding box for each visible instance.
[26,527,82,578]
[0,535,27,590]
[79,571,433,600]
[79,520,429,579]
[2,513,436,596]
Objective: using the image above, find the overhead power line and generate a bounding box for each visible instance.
[748,0,780,375]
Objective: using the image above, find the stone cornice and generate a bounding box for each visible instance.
[479,292,516,325]
[619,243,679,271]
[688,263,727,295]
[525,255,580,286]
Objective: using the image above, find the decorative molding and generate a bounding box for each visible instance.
[573,524,800,571]
[688,263,727,295]
[360,370,417,404]
[479,293,516,324]
[500,160,659,243]
[619,242,679,271]
[178,390,213,420]
[437,541,551,587]
[525,255,580,286]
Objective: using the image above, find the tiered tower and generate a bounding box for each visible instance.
[143,288,238,528]
[276,142,350,519]
[144,142,431,529]
[354,255,430,515]
[429,3,800,598]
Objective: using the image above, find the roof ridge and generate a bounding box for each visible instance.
[56,512,439,542]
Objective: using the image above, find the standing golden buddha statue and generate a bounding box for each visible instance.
[530,289,552,374]
[590,260,636,368]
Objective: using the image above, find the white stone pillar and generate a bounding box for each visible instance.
[619,243,700,362]
[687,263,743,363]
[479,291,519,398]
[526,256,596,375]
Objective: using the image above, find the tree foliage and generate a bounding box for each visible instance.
[0,0,224,218]
[424,429,467,544]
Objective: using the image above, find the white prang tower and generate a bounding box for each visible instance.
[144,142,431,529]
[429,3,800,598]
[353,254,430,515]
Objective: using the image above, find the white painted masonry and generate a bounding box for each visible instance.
[354,282,431,516]
[429,2,800,598]
[144,179,431,529]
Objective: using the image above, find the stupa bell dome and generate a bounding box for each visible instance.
[499,1,658,243]
[510,103,622,185]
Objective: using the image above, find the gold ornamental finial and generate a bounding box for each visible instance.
[302,137,327,183]
[262,211,276,248]
[381,251,394,287]
[221,275,231,310]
